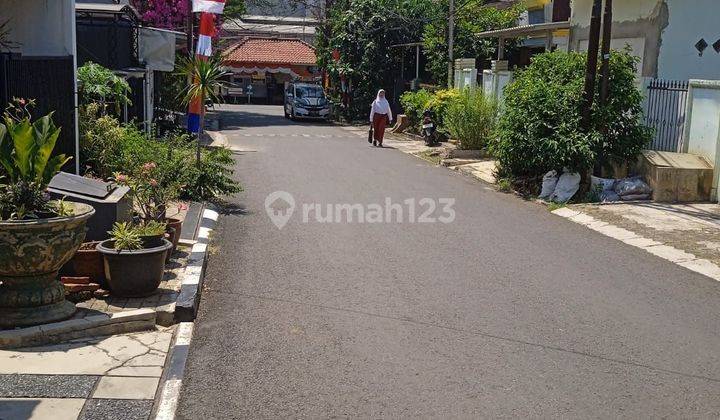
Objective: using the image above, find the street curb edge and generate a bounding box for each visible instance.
[175,205,219,322]
[153,321,194,420]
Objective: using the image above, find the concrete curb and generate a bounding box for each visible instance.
[175,205,219,322]
[552,207,720,282]
[153,322,194,420]
[0,308,156,349]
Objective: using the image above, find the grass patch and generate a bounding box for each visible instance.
[496,178,513,193]
[415,150,443,165]
[547,201,567,212]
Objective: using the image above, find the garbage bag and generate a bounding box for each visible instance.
[614,177,652,197]
[539,170,559,200]
[550,172,581,203]
[591,175,615,192]
[599,190,621,203]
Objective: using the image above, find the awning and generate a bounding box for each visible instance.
[75,3,141,20]
[139,27,185,72]
[475,21,570,39]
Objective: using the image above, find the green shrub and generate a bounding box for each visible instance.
[444,88,497,150]
[426,88,460,131]
[491,49,652,179]
[79,109,241,202]
[78,62,131,115]
[399,89,433,129]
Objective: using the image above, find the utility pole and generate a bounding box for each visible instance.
[187,0,194,54]
[447,0,455,87]
[599,0,613,105]
[580,0,603,129]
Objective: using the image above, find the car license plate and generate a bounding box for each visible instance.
[422,123,434,129]
[309,111,319,116]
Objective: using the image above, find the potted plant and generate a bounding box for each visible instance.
[0,99,95,328]
[116,161,183,258]
[97,222,172,297]
[64,241,106,287]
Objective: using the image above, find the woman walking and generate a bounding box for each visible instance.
[369,89,393,147]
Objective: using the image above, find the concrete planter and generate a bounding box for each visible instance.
[0,202,95,328]
[98,239,172,298]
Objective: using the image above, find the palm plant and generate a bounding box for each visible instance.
[177,54,231,164]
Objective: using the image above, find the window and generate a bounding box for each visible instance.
[296,85,325,99]
[528,8,545,25]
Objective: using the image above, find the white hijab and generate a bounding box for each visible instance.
[370,89,392,120]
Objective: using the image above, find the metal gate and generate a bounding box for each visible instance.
[0,54,76,171]
[644,79,689,152]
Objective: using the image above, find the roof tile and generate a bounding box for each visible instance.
[224,37,316,66]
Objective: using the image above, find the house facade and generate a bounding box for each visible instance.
[570,0,720,81]
[1,0,80,173]
[75,0,185,129]
[222,37,319,105]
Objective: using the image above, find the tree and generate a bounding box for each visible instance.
[224,0,247,20]
[316,0,434,120]
[423,0,521,86]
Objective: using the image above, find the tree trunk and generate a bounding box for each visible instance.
[580,0,603,130]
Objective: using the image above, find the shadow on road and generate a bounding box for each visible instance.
[214,104,333,130]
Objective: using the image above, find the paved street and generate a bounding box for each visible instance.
[177,105,720,418]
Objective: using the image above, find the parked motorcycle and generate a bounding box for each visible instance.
[421,109,438,146]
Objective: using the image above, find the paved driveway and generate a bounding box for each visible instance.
[177,105,720,418]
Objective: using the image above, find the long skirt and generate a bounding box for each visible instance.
[372,113,388,143]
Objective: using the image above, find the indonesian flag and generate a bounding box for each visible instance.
[196,13,216,57]
[192,0,225,14]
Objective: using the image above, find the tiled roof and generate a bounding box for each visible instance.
[224,37,317,66]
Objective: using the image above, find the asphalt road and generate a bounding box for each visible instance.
[177,104,720,418]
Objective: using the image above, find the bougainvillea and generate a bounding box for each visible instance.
[131,0,191,30]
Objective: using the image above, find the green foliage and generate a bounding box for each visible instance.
[444,88,497,150]
[316,0,434,120]
[423,0,521,85]
[547,201,566,212]
[491,50,652,179]
[0,99,70,220]
[177,54,230,108]
[426,89,459,129]
[496,178,512,193]
[78,62,132,114]
[79,109,241,202]
[399,89,433,128]
[179,146,242,201]
[224,0,247,18]
[109,222,143,251]
[136,220,167,236]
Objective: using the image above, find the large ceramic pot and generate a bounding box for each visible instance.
[97,239,172,298]
[0,203,95,328]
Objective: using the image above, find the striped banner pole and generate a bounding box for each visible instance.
[187,0,225,133]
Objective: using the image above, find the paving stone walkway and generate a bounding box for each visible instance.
[74,246,190,327]
[556,202,720,282]
[0,327,174,420]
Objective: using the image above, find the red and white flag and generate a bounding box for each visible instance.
[192,0,226,14]
[196,12,216,57]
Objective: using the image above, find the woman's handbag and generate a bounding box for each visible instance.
[368,126,374,143]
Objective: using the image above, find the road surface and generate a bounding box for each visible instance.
[177,105,720,418]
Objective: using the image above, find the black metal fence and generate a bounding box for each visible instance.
[0,54,77,170]
[644,79,689,152]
